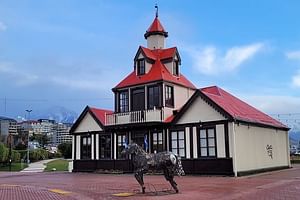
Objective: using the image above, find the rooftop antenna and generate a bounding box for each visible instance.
[155,4,158,18]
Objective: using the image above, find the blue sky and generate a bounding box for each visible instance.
[0,0,300,124]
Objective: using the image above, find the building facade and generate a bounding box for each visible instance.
[0,116,17,145]
[70,14,290,176]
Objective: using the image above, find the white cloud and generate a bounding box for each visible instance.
[292,70,300,87]
[50,76,104,91]
[286,50,300,60]
[240,94,300,114]
[0,21,7,31]
[0,62,38,86]
[183,43,264,75]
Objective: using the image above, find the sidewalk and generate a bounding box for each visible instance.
[21,159,58,173]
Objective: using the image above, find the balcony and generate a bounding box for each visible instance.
[105,108,164,126]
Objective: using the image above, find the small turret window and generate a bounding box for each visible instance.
[137,59,145,75]
[173,60,179,76]
[165,85,174,107]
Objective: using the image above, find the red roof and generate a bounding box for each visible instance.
[89,107,113,125]
[200,86,288,129]
[114,47,195,89]
[144,17,168,38]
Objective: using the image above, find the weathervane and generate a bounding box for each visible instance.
[155,4,158,18]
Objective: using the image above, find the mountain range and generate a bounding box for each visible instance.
[30,106,78,123]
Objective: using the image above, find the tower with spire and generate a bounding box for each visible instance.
[144,6,168,49]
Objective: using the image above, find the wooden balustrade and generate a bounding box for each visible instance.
[105,108,163,125]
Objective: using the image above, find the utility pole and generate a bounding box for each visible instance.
[25,109,32,165]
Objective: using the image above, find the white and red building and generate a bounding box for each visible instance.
[70,14,290,176]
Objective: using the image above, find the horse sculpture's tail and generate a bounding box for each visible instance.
[175,156,185,176]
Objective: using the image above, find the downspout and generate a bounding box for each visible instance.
[232,122,238,177]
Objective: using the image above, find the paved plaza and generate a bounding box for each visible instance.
[0,164,300,200]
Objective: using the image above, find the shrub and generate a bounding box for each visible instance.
[11,150,21,162]
[58,143,72,159]
[48,151,62,159]
[0,143,9,162]
[29,149,49,162]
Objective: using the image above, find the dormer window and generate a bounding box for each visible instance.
[137,59,145,75]
[173,60,179,76]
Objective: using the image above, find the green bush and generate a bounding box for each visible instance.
[58,143,72,159]
[48,151,62,159]
[0,143,9,162]
[11,150,21,162]
[29,149,49,162]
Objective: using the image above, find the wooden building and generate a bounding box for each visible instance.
[70,14,290,176]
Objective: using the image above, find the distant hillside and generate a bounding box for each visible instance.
[32,106,78,123]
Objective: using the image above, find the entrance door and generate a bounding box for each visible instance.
[131,131,148,151]
[131,88,145,111]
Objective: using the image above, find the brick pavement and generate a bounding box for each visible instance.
[0,165,300,200]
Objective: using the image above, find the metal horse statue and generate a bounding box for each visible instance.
[122,143,185,193]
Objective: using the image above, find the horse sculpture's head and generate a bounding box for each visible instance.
[121,143,139,155]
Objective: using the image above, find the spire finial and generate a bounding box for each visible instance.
[155,4,158,18]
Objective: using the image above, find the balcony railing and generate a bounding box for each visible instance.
[105,109,163,126]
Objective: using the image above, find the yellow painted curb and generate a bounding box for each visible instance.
[49,189,72,195]
[0,184,19,187]
[112,192,136,197]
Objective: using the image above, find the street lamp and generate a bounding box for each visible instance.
[25,109,32,164]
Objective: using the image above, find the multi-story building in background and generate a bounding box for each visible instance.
[54,123,72,145]
[0,116,17,145]
[16,119,72,147]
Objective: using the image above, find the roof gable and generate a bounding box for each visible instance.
[70,106,113,134]
[114,47,195,89]
[176,94,226,124]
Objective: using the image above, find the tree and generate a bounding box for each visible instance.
[58,142,72,159]
[30,134,49,147]
[0,143,9,162]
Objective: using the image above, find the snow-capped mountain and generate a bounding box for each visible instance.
[32,106,78,123]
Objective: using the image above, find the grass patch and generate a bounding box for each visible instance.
[291,155,300,164]
[0,163,28,171]
[44,159,69,172]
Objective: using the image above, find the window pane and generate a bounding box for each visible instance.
[179,149,185,157]
[88,137,91,145]
[171,132,177,139]
[172,141,177,148]
[209,147,216,156]
[208,138,215,146]
[200,130,206,138]
[208,129,214,137]
[179,140,185,148]
[118,136,121,143]
[178,131,184,139]
[200,138,207,147]
[158,133,162,141]
[172,149,178,155]
[153,133,157,142]
[201,148,207,156]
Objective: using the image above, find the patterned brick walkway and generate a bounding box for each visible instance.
[0,165,300,200]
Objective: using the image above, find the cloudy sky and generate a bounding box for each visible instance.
[0,1,300,125]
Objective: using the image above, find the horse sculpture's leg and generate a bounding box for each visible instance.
[163,168,179,193]
[134,169,146,193]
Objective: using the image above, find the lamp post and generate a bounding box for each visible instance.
[25,109,32,164]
